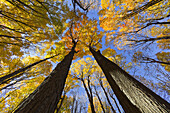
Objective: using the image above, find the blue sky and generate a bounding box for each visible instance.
[56,0,170,104]
[1,0,169,112]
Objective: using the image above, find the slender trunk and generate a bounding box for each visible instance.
[99,79,116,113]
[87,76,95,113]
[128,36,170,43]
[122,0,163,19]
[93,85,106,113]
[141,57,170,65]
[13,43,76,113]
[56,92,66,113]
[81,78,96,113]
[0,74,25,91]
[90,47,170,113]
[74,100,78,113]
[71,95,76,113]
[0,54,59,85]
[108,91,122,113]
[79,105,82,113]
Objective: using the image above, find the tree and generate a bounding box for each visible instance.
[56,72,79,113]
[0,0,65,63]
[13,41,77,113]
[90,47,170,113]
[71,58,97,113]
[98,78,116,113]
[1,0,170,112]
[93,85,106,113]
[0,54,59,85]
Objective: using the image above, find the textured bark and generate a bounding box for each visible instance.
[90,47,170,113]
[14,43,76,113]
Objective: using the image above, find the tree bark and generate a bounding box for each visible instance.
[90,47,170,113]
[13,43,77,113]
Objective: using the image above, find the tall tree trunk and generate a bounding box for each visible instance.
[13,43,77,113]
[81,77,96,113]
[0,54,59,85]
[56,92,66,113]
[99,79,116,113]
[90,47,170,113]
[71,96,75,113]
[93,85,106,113]
[79,104,82,113]
[74,100,78,113]
[87,76,96,113]
[108,90,122,113]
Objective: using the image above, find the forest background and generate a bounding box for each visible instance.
[0,0,169,112]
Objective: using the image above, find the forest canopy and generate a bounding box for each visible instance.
[0,0,169,112]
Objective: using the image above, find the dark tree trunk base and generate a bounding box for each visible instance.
[14,44,76,113]
[90,47,170,113]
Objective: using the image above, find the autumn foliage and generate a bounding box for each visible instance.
[0,0,169,112]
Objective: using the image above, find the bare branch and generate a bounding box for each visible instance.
[122,0,163,19]
[0,54,59,85]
